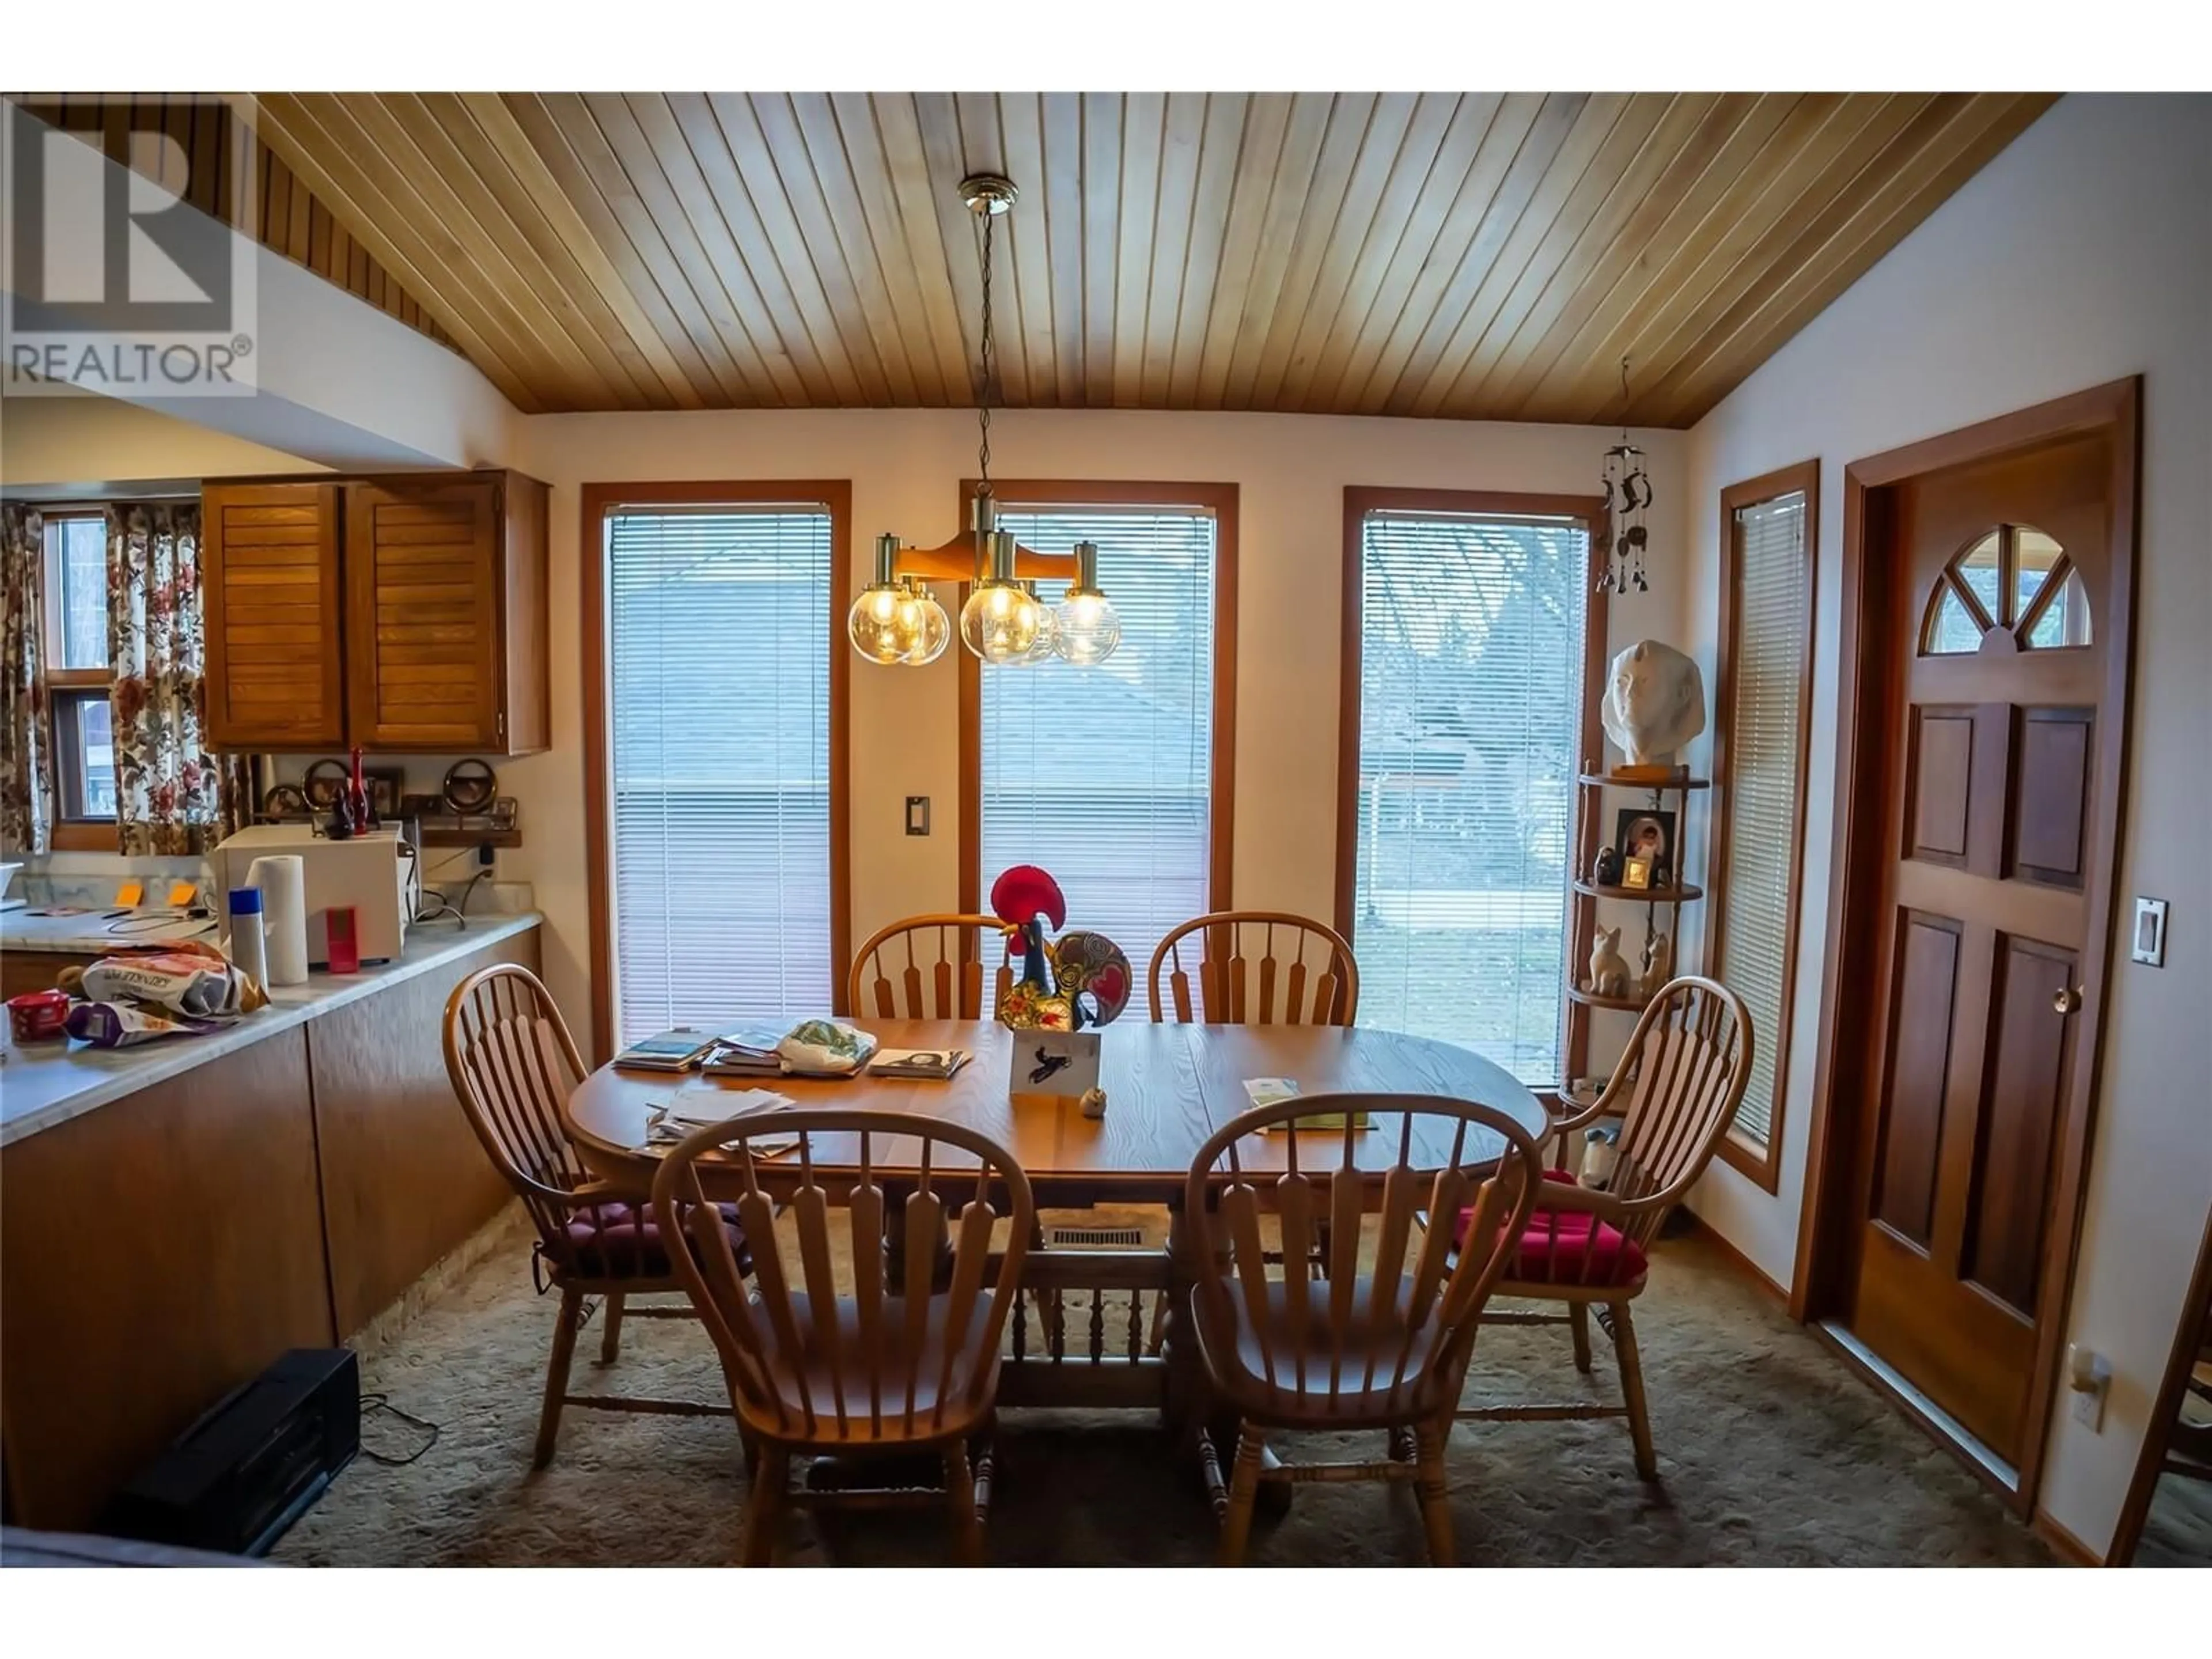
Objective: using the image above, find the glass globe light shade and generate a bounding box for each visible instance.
[959,579,1047,664]
[1017,583,1058,664]
[847,580,921,665]
[1051,589,1122,664]
[899,581,952,665]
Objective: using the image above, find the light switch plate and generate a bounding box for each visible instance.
[904,796,931,837]
[2130,896,2168,967]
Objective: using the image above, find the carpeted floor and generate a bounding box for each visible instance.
[275,1208,2051,1567]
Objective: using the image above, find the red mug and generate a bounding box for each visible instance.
[325,905,360,975]
[7,988,72,1043]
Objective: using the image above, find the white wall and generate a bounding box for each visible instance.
[0,385,323,493]
[509,407,1686,1053]
[1682,92,2212,1558]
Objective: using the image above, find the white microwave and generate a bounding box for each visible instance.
[209,826,411,966]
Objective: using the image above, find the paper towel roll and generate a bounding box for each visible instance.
[247,854,309,986]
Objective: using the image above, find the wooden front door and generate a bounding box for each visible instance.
[1842,422,2122,1467]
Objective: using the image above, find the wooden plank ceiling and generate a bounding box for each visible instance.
[237,93,2054,426]
[9,96,456,352]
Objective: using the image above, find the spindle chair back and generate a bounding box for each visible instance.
[848,913,1020,1020]
[651,1108,1035,1563]
[1149,910,1359,1027]
[1457,975,1752,1481]
[1183,1092,1544,1563]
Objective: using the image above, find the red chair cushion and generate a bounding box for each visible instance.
[1459,1176,1649,1289]
[564,1200,747,1280]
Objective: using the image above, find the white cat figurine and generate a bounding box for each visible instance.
[1641,929,1674,999]
[1586,926,1632,999]
[1601,639,1706,770]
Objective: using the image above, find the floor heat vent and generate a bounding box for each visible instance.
[1047,1226,1147,1249]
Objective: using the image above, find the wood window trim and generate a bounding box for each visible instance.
[578,480,854,1066]
[1790,376,2138,1522]
[40,511,120,850]
[1709,459,1820,1194]
[1335,486,1610,1090]
[953,479,1240,918]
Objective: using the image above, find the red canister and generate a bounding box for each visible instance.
[6,988,71,1043]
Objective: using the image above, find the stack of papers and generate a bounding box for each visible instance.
[701,1023,793,1077]
[867,1047,970,1080]
[643,1086,801,1156]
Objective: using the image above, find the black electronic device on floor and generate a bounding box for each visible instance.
[102,1349,359,1558]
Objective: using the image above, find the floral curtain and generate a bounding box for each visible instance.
[107,502,237,854]
[1,503,55,854]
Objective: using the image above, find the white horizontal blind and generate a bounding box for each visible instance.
[1715,491,1811,1147]
[1350,511,1589,1086]
[979,508,1216,978]
[607,506,833,1046]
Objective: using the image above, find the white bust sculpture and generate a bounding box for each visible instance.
[1601,640,1706,771]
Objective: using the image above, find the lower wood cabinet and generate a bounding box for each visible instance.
[0,924,537,1532]
[0,1028,335,1532]
[306,932,523,1336]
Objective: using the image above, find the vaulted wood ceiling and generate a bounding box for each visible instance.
[237,93,2053,425]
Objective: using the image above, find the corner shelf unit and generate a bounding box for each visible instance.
[1563,769,1708,1092]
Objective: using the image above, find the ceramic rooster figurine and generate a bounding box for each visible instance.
[987,865,1131,1032]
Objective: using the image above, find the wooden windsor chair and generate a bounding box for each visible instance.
[1184,1093,1546,1566]
[1147,911,1363,1341]
[443,964,741,1467]
[1148,910,1360,1026]
[1449,975,1751,1479]
[652,1108,1036,1566]
[847,913,1019,1020]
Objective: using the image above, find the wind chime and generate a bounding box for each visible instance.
[1598,356,1653,594]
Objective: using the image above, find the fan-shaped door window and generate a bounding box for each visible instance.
[1921,524,2090,655]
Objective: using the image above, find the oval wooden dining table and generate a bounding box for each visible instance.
[565,1015,1548,1512]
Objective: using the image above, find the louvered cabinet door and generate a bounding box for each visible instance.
[202,482,346,749]
[344,479,504,750]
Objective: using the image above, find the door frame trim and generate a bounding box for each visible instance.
[1791,376,2141,1517]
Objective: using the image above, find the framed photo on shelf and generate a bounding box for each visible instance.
[1613,808,1677,887]
[1621,855,1654,891]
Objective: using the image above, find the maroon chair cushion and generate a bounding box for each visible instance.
[564,1200,747,1279]
[1459,1175,1649,1289]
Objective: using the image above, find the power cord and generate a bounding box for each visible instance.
[358,1393,441,1465]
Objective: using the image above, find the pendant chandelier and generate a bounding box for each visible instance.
[846,173,1120,668]
[1597,355,1653,596]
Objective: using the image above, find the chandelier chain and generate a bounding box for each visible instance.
[976,207,997,492]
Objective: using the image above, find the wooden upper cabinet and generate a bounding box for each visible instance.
[202,482,347,750]
[202,470,548,756]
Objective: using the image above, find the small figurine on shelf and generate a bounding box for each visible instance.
[1592,846,1623,887]
[1586,926,1632,999]
[1641,929,1673,999]
[1650,858,1673,892]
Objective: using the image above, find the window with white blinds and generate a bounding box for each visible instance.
[976,507,1219,977]
[1349,509,1590,1086]
[606,505,835,1046]
[1713,488,1813,1154]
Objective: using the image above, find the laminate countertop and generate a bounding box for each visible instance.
[0,911,541,1149]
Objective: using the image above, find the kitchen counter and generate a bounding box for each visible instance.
[1,907,218,955]
[1,911,541,1531]
[1,911,542,1147]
